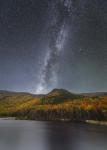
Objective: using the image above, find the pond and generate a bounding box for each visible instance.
[0,120,107,150]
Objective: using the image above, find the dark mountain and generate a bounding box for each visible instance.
[47,88,74,97]
[40,88,81,104]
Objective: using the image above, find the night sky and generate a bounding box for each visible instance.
[0,0,107,94]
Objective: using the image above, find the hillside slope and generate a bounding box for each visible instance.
[0,91,40,115]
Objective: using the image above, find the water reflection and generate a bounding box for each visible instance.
[45,122,73,150]
[0,120,107,150]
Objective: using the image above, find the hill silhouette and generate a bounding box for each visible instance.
[40,88,81,104]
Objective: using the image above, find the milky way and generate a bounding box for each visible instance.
[36,0,71,93]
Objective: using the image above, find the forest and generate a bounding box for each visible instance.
[0,89,107,122]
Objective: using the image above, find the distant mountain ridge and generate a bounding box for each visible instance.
[0,89,107,97]
[0,90,44,98]
[81,92,107,97]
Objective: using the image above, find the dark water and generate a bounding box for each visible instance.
[0,120,107,150]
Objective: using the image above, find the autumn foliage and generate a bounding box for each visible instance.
[0,90,107,121]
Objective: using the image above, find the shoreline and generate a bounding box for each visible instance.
[0,117,107,126]
[0,117,16,120]
[84,120,107,126]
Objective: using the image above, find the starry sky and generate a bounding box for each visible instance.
[0,0,107,94]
